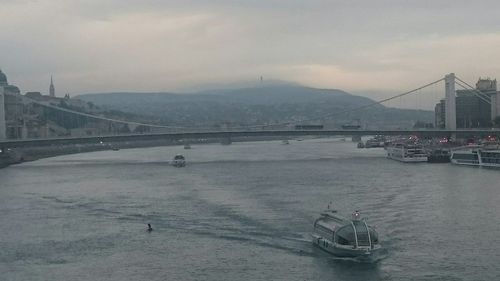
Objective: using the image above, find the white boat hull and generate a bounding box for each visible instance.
[450,159,480,166]
[387,155,427,163]
[311,234,381,258]
[172,160,186,167]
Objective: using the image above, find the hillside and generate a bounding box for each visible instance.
[76,84,433,129]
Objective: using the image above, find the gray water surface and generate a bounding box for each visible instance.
[1,139,500,280]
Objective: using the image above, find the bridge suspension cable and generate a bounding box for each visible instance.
[8,74,480,134]
[455,76,491,104]
[278,77,446,125]
[17,94,194,130]
[454,80,491,104]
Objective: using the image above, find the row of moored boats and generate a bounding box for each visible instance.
[386,143,500,168]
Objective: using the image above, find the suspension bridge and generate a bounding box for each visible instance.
[1,73,500,150]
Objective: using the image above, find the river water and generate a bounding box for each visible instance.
[1,138,500,280]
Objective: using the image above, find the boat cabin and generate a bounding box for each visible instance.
[314,210,379,249]
[174,154,185,160]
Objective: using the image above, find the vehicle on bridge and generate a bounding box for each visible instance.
[295,124,324,130]
[341,124,361,130]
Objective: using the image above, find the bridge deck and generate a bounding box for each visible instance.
[1,129,500,148]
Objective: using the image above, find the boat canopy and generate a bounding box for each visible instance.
[334,220,378,248]
[174,155,185,160]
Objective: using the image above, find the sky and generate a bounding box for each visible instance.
[1,0,500,104]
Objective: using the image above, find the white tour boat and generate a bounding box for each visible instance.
[312,209,382,258]
[451,148,500,168]
[450,149,480,166]
[386,143,428,162]
[479,150,500,168]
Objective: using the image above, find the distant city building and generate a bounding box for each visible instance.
[49,76,55,97]
[0,69,24,139]
[455,90,491,128]
[475,78,499,122]
[434,99,445,129]
[476,78,497,93]
[25,91,43,100]
[435,77,499,128]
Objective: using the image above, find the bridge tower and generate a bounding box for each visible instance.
[445,73,457,130]
[0,87,6,140]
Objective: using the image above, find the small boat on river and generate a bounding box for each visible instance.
[312,209,382,258]
[172,154,186,167]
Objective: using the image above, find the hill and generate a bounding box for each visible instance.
[76,84,433,129]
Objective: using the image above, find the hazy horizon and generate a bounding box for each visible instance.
[2,0,500,107]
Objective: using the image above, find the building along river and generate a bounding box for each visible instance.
[1,138,500,280]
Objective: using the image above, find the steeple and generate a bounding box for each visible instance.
[49,75,55,97]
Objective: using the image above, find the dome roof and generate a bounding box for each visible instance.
[334,221,378,247]
[0,70,7,85]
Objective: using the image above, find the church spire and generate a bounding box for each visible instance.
[49,75,55,97]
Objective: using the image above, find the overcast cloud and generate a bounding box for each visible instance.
[1,0,500,100]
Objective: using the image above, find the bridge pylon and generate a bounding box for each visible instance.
[445,73,457,130]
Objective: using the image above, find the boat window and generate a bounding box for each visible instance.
[369,227,378,244]
[315,225,334,237]
[452,153,478,160]
[335,225,356,246]
[353,221,370,246]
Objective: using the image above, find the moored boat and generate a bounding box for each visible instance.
[450,148,500,168]
[427,148,450,163]
[312,209,382,258]
[386,143,427,162]
[450,149,480,166]
[365,139,383,148]
[479,150,500,168]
